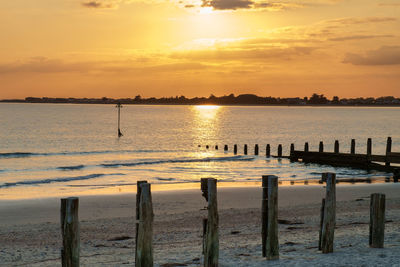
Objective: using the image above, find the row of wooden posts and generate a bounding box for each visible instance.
[202,137,394,159]
[60,172,387,267]
[202,137,400,174]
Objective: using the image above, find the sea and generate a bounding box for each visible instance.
[0,103,399,199]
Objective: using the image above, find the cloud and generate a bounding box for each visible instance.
[193,0,303,10]
[0,57,209,75]
[329,17,397,25]
[0,57,93,74]
[328,34,394,42]
[378,3,400,7]
[201,0,254,10]
[343,46,400,65]
[170,45,318,62]
[82,1,116,8]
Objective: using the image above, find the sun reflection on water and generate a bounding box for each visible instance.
[193,105,221,119]
[191,105,222,156]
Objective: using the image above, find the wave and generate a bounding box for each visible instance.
[0,173,125,188]
[57,165,85,171]
[155,177,176,181]
[0,149,187,159]
[101,156,254,168]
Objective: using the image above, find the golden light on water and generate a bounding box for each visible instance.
[193,105,221,120]
[191,105,222,150]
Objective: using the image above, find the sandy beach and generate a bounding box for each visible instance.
[1,183,399,266]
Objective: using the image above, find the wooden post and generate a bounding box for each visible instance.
[215,145,218,150]
[234,144,238,155]
[255,144,259,155]
[290,144,295,161]
[351,139,356,154]
[318,198,325,251]
[319,141,324,153]
[304,142,309,152]
[244,144,248,155]
[277,144,282,158]
[394,169,400,183]
[202,218,208,255]
[136,183,154,267]
[136,181,148,265]
[369,193,385,248]
[385,137,392,167]
[321,173,336,254]
[204,178,219,267]
[266,144,270,157]
[116,102,123,137]
[334,140,339,154]
[266,176,279,260]
[224,145,228,151]
[367,138,372,156]
[201,178,209,201]
[261,176,269,257]
[61,197,80,267]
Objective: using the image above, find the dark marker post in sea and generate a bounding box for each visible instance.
[116,102,123,137]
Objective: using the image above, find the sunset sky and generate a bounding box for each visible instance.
[0,0,399,99]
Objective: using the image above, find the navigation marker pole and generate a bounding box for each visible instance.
[116,102,123,137]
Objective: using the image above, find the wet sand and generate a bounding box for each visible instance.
[1,183,399,266]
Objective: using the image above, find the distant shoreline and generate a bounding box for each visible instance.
[1,93,400,106]
[1,100,400,107]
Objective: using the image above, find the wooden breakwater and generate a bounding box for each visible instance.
[289,137,400,173]
[201,137,400,174]
[59,173,392,266]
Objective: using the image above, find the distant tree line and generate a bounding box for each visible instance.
[1,93,400,106]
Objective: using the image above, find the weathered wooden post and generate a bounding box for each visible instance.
[255,144,259,155]
[266,144,270,157]
[61,197,80,267]
[290,144,295,161]
[318,198,325,251]
[351,139,356,154]
[304,142,309,152]
[385,137,392,167]
[369,193,385,248]
[202,218,208,254]
[334,140,339,154]
[224,145,228,151]
[136,183,154,267]
[234,144,238,155]
[261,176,269,257]
[319,141,324,153]
[203,178,219,267]
[244,144,248,155]
[215,145,218,150]
[266,176,279,260]
[367,138,372,156]
[394,169,400,183]
[277,144,282,158]
[321,173,336,253]
[136,181,148,265]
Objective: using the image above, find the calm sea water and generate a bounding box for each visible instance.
[0,103,399,199]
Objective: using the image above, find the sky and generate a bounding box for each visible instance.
[0,0,399,99]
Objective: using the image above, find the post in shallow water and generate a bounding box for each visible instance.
[116,102,123,137]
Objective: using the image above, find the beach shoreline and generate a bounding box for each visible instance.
[1,183,399,266]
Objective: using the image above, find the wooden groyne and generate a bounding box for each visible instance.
[289,137,400,173]
[58,172,392,265]
[203,137,399,174]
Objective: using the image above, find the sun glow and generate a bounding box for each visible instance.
[195,105,220,110]
[199,6,213,14]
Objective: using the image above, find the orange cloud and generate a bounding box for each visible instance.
[343,46,400,65]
